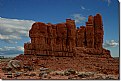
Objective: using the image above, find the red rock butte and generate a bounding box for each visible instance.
[24,14,110,58]
[15,14,119,75]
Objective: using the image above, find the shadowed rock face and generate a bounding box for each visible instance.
[24,14,110,58]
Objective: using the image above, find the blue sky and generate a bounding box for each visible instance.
[0,0,119,57]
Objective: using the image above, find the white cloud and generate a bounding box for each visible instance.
[0,17,35,43]
[16,46,24,52]
[103,40,119,47]
[0,34,21,40]
[72,14,86,24]
[107,0,111,6]
[0,46,24,52]
[80,5,90,11]
[102,0,111,6]
[0,46,24,55]
[119,0,121,3]
[81,6,85,10]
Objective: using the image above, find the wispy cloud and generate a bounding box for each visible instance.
[102,0,111,6]
[72,14,86,24]
[103,40,119,47]
[0,46,24,52]
[0,17,35,43]
[81,5,90,10]
[81,6,85,10]
[107,0,111,6]
[0,46,24,55]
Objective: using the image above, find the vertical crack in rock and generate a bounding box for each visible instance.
[24,14,110,58]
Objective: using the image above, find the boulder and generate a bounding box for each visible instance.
[29,73,36,76]
[54,71,64,76]
[23,66,33,71]
[7,75,12,78]
[14,72,21,77]
[39,71,47,77]
[105,76,116,80]
[42,73,48,78]
[64,71,71,76]
[77,72,94,78]
[7,60,22,69]
[78,73,88,78]
[40,67,49,71]
[67,68,76,74]
[94,76,104,80]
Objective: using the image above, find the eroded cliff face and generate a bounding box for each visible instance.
[24,14,110,58]
[13,14,119,75]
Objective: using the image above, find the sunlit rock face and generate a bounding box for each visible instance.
[24,14,110,58]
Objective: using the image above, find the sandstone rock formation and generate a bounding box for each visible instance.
[6,14,119,79]
[24,13,110,58]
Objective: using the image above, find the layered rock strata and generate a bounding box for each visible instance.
[24,14,110,58]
